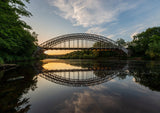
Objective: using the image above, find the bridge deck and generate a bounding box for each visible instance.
[42,47,121,50]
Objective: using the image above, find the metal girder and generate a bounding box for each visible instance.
[39,33,128,54]
[39,71,118,87]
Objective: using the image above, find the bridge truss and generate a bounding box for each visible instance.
[39,33,128,55]
[38,69,119,87]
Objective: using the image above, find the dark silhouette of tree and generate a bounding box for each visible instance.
[128,61,160,91]
[0,64,38,113]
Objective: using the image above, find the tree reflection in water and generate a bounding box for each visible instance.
[128,61,160,91]
[0,65,38,113]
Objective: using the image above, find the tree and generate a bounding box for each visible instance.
[0,0,37,62]
[145,36,160,58]
[129,27,160,58]
[116,38,126,45]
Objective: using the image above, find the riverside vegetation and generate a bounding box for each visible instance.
[128,27,160,59]
[0,0,38,64]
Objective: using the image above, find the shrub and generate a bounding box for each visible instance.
[0,57,4,64]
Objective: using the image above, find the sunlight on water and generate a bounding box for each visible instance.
[43,62,82,70]
[44,50,75,55]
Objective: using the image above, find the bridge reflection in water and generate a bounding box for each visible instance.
[37,60,128,87]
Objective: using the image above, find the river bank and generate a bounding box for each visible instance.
[0,64,17,71]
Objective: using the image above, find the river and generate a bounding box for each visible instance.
[0,59,160,113]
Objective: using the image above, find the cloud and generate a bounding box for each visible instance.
[49,0,140,27]
[50,76,160,113]
[54,86,158,113]
[130,24,146,39]
[86,27,106,34]
[110,79,116,82]
[112,24,148,41]
[130,32,138,39]
[54,91,119,113]
[89,85,107,91]
[107,34,115,39]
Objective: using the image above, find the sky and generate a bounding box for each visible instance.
[23,0,160,44]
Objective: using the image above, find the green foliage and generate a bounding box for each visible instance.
[93,41,114,48]
[61,40,127,59]
[146,40,160,58]
[92,41,122,57]
[0,57,4,64]
[128,26,160,59]
[60,50,122,59]
[116,38,126,45]
[60,51,96,59]
[0,0,38,63]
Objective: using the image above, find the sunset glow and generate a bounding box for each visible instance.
[44,50,75,55]
[43,62,82,70]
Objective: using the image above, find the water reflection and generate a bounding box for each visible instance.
[37,59,128,87]
[0,59,160,113]
[0,65,37,113]
[128,61,160,91]
[35,59,160,90]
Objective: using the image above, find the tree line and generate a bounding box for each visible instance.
[60,26,160,59]
[128,27,160,59]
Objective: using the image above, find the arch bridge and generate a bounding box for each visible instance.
[38,33,128,55]
[38,67,124,87]
[35,61,128,87]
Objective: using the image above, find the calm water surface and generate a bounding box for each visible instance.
[0,59,160,113]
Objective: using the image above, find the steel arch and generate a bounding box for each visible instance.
[39,33,128,54]
[38,70,119,87]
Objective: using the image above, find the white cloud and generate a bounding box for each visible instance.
[89,85,107,91]
[110,79,116,82]
[107,34,115,39]
[130,24,145,39]
[55,91,120,113]
[113,24,147,41]
[86,27,106,34]
[49,0,140,27]
[130,32,138,39]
